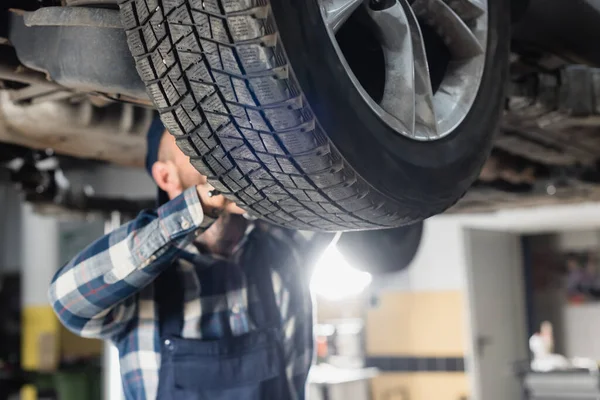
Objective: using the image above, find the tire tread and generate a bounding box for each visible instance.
[119,0,429,230]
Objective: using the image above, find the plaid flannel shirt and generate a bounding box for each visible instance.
[49,187,314,400]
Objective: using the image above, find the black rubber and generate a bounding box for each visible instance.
[337,222,423,275]
[118,0,509,231]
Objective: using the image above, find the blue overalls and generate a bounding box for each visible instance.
[154,229,309,400]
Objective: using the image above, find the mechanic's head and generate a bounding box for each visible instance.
[145,118,205,200]
[154,132,208,199]
[145,118,244,215]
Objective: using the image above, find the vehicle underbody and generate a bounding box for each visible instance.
[2,0,600,217]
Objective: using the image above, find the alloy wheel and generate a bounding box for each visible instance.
[318,0,488,141]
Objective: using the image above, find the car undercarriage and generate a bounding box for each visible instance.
[2,0,600,222]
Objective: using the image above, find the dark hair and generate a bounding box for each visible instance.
[145,117,169,206]
[145,116,166,176]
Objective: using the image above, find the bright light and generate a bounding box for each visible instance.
[310,244,372,301]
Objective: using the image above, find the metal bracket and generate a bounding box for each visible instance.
[1,144,154,216]
[7,7,148,101]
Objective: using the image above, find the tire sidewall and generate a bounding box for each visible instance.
[269,0,510,204]
[338,221,424,275]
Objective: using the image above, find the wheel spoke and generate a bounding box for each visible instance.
[321,0,488,141]
[411,0,484,60]
[368,1,415,136]
[321,0,365,32]
[443,0,485,21]
[399,0,438,139]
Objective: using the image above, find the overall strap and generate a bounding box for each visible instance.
[245,230,282,330]
[245,229,297,400]
[155,262,185,339]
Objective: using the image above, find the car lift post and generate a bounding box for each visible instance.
[102,211,124,400]
[20,205,61,400]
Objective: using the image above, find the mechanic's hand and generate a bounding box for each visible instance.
[196,183,245,218]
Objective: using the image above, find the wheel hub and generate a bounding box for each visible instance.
[318,0,489,141]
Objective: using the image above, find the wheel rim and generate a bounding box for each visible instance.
[318,0,488,141]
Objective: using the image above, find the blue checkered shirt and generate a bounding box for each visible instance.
[48,187,314,400]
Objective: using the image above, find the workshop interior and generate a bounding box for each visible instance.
[4,0,600,399]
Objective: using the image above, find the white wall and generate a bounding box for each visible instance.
[558,230,600,252]
[460,202,600,234]
[21,204,60,306]
[563,304,600,360]
[62,164,155,201]
[371,217,468,293]
[92,165,155,199]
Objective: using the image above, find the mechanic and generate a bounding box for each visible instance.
[48,118,317,400]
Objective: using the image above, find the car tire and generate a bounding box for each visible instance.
[337,221,423,275]
[118,0,509,231]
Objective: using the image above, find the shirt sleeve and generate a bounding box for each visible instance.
[48,186,206,340]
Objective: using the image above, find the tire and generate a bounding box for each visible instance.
[337,222,423,275]
[118,0,509,231]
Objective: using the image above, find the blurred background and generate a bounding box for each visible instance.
[5,165,600,400]
[4,0,600,397]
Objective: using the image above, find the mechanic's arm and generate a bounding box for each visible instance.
[48,186,207,340]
